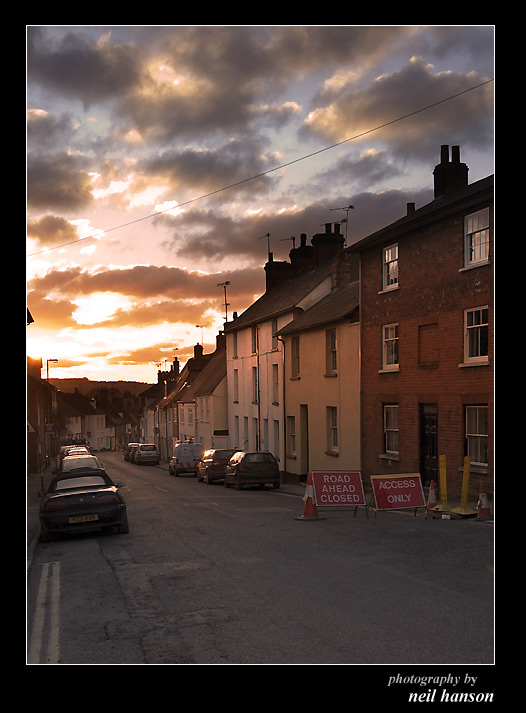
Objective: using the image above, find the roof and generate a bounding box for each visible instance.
[349,174,494,253]
[277,281,359,336]
[224,256,339,332]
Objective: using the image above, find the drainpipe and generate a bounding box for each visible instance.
[277,336,286,478]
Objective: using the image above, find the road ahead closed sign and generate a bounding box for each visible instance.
[370,474,425,510]
[311,471,365,507]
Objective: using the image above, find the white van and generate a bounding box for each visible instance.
[169,442,203,477]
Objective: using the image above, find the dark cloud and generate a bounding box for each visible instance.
[27,154,95,211]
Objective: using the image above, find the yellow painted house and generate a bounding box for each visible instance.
[277,279,360,480]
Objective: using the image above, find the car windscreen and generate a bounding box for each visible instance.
[244,453,275,464]
[61,457,100,472]
[53,475,109,491]
[216,450,237,460]
[140,445,157,451]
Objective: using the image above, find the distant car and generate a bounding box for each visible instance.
[58,454,104,474]
[134,443,160,465]
[39,470,128,542]
[55,444,90,470]
[123,443,140,461]
[127,444,140,463]
[169,442,203,477]
[64,447,90,457]
[224,451,280,490]
[197,448,239,484]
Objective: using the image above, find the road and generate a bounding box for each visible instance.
[27,451,494,666]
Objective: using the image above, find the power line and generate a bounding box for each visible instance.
[27,79,493,258]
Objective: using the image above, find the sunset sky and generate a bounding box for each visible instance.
[26,25,494,384]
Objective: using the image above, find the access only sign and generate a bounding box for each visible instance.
[311,471,365,507]
[370,473,426,510]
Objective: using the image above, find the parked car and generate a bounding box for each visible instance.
[127,444,140,463]
[224,451,280,490]
[169,442,203,477]
[123,443,140,461]
[134,443,159,465]
[55,444,90,470]
[197,448,239,484]
[39,470,128,542]
[58,454,105,474]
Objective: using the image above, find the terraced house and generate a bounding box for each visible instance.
[350,145,493,501]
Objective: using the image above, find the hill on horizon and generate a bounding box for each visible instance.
[49,377,151,396]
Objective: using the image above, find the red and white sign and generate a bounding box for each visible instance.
[311,471,365,507]
[370,474,425,510]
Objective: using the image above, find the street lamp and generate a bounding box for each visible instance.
[46,359,58,380]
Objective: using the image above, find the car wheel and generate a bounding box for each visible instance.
[273,482,280,489]
[117,512,129,534]
[235,476,243,490]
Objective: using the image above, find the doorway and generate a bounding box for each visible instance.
[420,404,438,487]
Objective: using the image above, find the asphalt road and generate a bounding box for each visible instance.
[27,451,494,669]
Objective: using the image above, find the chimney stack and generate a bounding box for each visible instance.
[433,145,469,198]
[311,222,345,265]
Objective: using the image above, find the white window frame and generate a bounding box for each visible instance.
[326,327,337,374]
[463,306,489,364]
[327,406,339,453]
[291,336,300,378]
[383,404,399,456]
[464,208,489,267]
[287,415,296,456]
[382,323,399,370]
[465,405,488,467]
[382,243,398,291]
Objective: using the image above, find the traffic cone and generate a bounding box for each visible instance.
[477,483,491,519]
[295,473,321,521]
[426,480,438,513]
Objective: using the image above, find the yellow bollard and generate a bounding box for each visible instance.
[433,455,452,512]
[452,456,477,516]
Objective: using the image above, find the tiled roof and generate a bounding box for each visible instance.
[224,256,340,331]
[277,281,359,336]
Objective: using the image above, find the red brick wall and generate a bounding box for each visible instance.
[359,200,493,501]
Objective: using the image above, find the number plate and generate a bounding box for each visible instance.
[69,514,99,523]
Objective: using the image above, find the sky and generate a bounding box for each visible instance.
[26,25,495,384]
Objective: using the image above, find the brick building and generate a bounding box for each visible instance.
[350,145,493,501]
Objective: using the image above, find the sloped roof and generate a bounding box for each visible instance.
[277,281,359,336]
[178,349,226,403]
[349,175,494,253]
[57,390,103,416]
[224,256,338,332]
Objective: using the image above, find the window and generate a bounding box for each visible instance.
[464,208,489,266]
[326,328,337,374]
[287,416,296,456]
[382,244,398,290]
[382,323,399,370]
[233,368,239,402]
[272,318,278,350]
[465,406,488,466]
[252,367,258,403]
[251,325,258,354]
[464,306,489,364]
[327,406,339,453]
[232,331,238,358]
[384,405,399,456]
[272,363,279,403]
[291,336,300,378]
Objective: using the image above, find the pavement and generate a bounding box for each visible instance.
[27,458,492,571]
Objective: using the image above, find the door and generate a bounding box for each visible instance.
[420,404,438,487]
